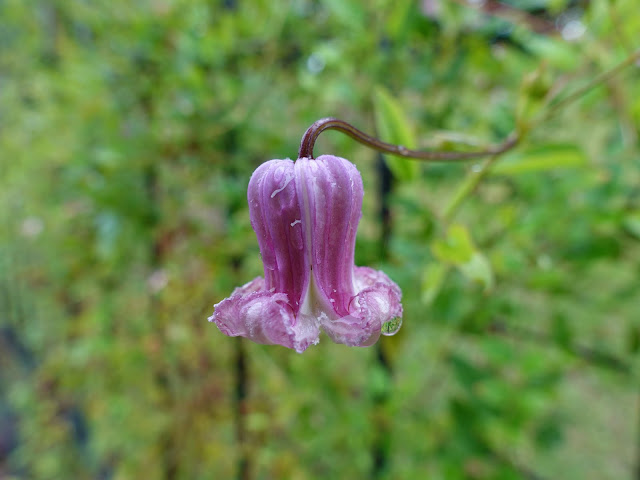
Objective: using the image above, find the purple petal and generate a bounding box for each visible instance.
[248,160,309,313]
[209,277,320,353]
[315,267,403,347]
[211,154,404,352]
[295,155,364,316]
[321,314,380,347]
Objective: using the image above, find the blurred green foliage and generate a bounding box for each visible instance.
[1,0,639,479]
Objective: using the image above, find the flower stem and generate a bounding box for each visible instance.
[298,48,640,164]
[297,117,519,161]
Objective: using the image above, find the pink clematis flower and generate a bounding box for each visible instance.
[209,155,402,353]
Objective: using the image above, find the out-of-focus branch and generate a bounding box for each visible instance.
[489,446,552,480]
[442,47,640,222]
[452,0,556,34]
[539,48,640,121]
[488,319,631,375]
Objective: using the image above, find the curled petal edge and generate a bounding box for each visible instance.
[209,277,320,353]
[210,267,403,353]
[323,267,403,348]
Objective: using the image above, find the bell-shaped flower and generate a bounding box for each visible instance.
[209,155,402,353]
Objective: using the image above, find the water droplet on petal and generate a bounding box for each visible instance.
[291,222,304,250]
[381,317,402,336]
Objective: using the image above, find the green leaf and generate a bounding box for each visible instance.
[534,414,565,450]
[519,33,580,69]
[323,0,366,29]
[385,0,414,40]
[459,252,494,292]
[623,212,640,240]
[449,353,488,387]
[551,314,573,348]
[431,224,475,264]
[421,262,449,305]
[368,364,392,397]
[373,86,420,181]
[491,144,587,175]
[626,325,640,354]
[432,224,494,291]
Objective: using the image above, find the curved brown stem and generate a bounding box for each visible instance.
[298,49,640,161]
[297,117,519,161]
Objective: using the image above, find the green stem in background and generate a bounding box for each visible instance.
[537,48,640,124]
[442,155,501,223]
[444,47,640,221]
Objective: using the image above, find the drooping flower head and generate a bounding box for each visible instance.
[210,155,402,353]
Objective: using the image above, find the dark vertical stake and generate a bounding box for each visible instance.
[637,397,640,479]
[145,163,177,480]
[234,337,250,480]
[231,256,249,480]
[378,153,393,260]
[224,126,251,479]
[371,153,394,478]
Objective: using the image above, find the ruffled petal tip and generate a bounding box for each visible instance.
[210,267,402,353]
[323,267,403,348]
[209,277,320,353]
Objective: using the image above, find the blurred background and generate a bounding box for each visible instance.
[1,0,639,479]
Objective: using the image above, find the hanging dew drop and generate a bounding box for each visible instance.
[381,317,402,336]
